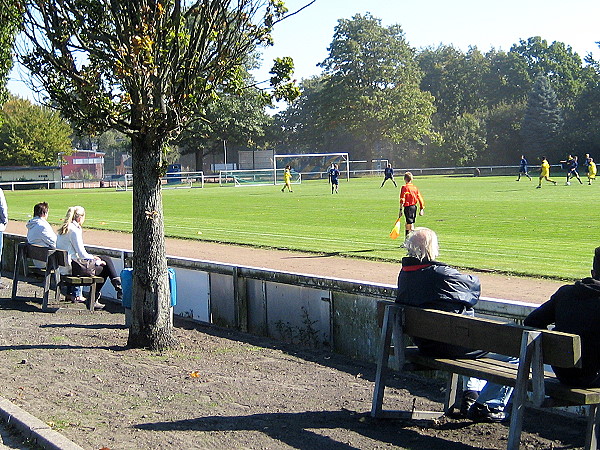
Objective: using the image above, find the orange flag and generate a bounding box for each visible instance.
[390,219,402,240]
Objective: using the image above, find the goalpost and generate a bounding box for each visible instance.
[161,171,205,189]
[115,173,133,191]
[274,152,350,182]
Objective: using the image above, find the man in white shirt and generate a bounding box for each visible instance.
[26,202,57,269]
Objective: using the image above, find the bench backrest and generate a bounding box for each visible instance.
[21,243,69,268]
[23,243,53,263]
[380,302,581,369]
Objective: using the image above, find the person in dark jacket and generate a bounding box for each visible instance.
[396,227,514,422]
[524,247,600,387]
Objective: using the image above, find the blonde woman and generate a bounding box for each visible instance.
[56,206,122,308]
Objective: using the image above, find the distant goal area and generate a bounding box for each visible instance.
[218,168,301,187]
[218,153,350,187]
[115,171,205,191]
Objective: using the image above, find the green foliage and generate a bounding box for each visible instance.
[317,13,436,161]
[6,175,600,281]
[0,4,20,106]
[509,37,586,110]
[521,75,563,158]
[0,97,73,166]
[429,114,487,165]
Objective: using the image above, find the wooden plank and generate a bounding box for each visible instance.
[398,306,580,368]
[544,379,600,405]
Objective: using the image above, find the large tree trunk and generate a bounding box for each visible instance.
[127,133,176,350]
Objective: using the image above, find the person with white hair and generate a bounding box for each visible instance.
[396,227,513,423]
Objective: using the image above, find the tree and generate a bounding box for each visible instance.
[509,37,586,110]
[0,4,20,105]
[318,14,435,166]
[521,75,563,159]
[428,113,487,166]
[17,0,304,350]
[177,65,274,170]
[0,97,73,165]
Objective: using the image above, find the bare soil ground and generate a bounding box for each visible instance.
[0,222,582,449]
[0,286,588,450]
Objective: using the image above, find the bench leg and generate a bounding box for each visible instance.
[586,404,600,450]
[371,306,395,417]
[10,244,25,301]
[41,268,53,311]
[87,283,98,312]
[507,330,542,450]
[444,373,461,414]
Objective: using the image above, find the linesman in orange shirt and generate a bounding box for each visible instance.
[399,172,425,237]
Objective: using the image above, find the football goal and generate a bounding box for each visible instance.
[274,152,350,181]
[115,173,133,191]
[162,171,205,189]
[115,171,205,191]
[219,168,301,187]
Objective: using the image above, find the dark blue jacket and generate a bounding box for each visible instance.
[395,257,482,357]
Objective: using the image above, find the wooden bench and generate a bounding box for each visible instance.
[11,242,103,312]
[371,301,600,450]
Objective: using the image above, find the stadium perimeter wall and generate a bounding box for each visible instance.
[2,233,537,364]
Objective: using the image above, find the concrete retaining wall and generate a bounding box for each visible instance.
[2,233,538,364]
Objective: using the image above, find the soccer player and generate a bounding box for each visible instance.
[328,163,340,194]
[536,157,557,188]
[380,163,397,187]
[516,155,532,181]
[563,155,583,185]
[588,157,597,185]
[399,172,424,236]
[281,165,293,192]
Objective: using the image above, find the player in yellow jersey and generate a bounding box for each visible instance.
[536,157,557,188]
[588,158,597,185]
[281,165,293,192]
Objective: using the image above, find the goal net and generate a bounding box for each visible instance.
[115,173,133,191]
[115,171,205,191]
[219,168,301,187]
[161,171,205,189]
[274,152,350,181]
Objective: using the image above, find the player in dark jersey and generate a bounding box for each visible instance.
[380,163,397,187]
[328,164,340,194]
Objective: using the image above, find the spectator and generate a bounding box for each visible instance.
[26,202,57,269]
[26,202,57,248]
[524,247,600,387]
[395,227,513,422]
[56,206,122,308]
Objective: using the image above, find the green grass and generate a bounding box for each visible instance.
[6,174,598,280]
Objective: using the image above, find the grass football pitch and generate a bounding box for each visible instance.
[5,174,598,280]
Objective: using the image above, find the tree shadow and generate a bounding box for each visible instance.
[0,343,127,352]
[134,410,483,450]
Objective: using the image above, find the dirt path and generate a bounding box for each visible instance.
[6,221,564,305]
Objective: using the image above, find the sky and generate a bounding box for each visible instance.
[252,0,600,85]
[7,0,600,101]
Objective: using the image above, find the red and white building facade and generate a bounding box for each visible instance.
[60,149,105,179]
